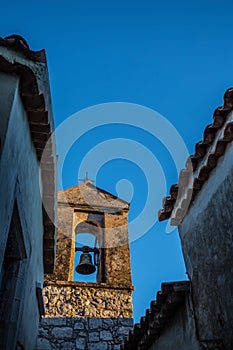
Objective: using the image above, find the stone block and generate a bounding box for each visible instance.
[41,317,67,326]
[113,345,121,350]
[102,319,116,329]
[88,332,100,342]
[51,327,73,339]
[38,328,49,337]
[61,341,76,349]
[76,337,86,350]
[118,326,131,336]
[87,342,108,350]
[37,338,53,350]
[74,319,85,330]
[88,318,102,330]
[118,318,133,327]
[100,330,113,341]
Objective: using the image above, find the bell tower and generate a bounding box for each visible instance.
[38,181,134,350]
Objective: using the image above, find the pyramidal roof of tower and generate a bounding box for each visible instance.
[58,180,130,211]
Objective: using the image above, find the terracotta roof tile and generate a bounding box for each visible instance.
[0,34,46,62]
[121,281,190,350]
[158,88,233,225]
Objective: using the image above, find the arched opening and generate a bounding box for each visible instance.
[73,221,103,283]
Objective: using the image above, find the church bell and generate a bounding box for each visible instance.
[75,252,96,275]
[75,245,99,275]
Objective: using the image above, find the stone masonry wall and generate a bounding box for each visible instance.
[41,184,133,350]
[43,282,133,318]
[37,317,133,350]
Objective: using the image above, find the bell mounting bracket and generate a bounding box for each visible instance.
[75,245,99,254]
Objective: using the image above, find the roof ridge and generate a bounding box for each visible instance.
[58,183,86,193]
[58,182,130,205]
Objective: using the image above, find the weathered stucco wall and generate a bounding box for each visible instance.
[47,202,74,282]
[0,75,44,349]
[149,295,200,350]
[104,212,132,286]
[0,72,16,152]
[179,142,233,349]
[37,317,133,350]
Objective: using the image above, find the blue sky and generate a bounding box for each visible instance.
[2,0,233,322]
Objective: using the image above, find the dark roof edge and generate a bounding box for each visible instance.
[121,281,190,350]
[0,34,46,63]
[158,88,233,225]
[0,41,56,273]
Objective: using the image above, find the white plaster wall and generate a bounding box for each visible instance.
[181,140,233,233]
[149,296,200,350]
[179,141,233,349]
[0,76,44,349]
[0,72,18,151]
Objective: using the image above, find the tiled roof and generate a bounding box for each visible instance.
[121,281,190,350]
[0,35,56,273]
[158,88,233,225]
[0,34,46,62]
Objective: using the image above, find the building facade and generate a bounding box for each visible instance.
[38,181,134,350]
[122,89,233,350]
[0,35,56,350]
